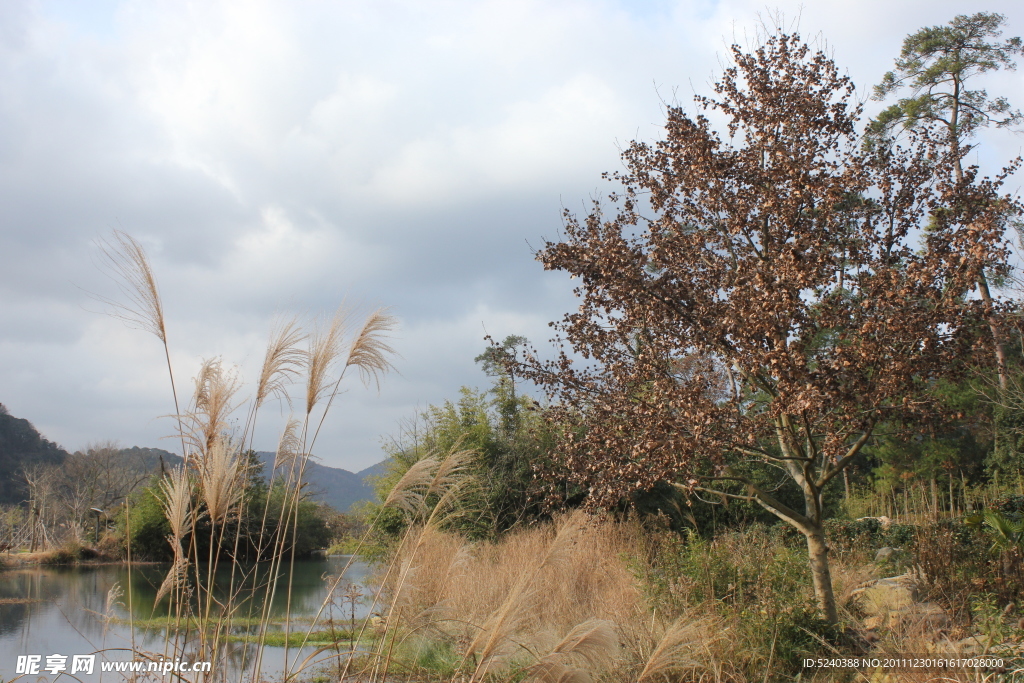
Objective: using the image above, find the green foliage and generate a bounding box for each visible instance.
[122,484,173,561]
[404,636,463,678]
[119,465,333,561]
[631,525,839,677]
[995,494,1024,515]
[821,518,919,567]
[370,341,559,544]
[966,509,1024,555]
[261,482,333,557]
[970,593,1020,646]
[869,12,1024,146]
[911,518,1022,619]
[0,403,68,505]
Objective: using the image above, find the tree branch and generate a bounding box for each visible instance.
[817,425,874,488]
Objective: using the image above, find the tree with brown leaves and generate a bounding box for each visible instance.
[517,33,1020,623]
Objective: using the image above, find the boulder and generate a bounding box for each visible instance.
[853,574,950,631]
[889,601,948,630]
[951,635,987,654]
[875,547,896,562]
[851,574,919,616]
[862,615,884,630]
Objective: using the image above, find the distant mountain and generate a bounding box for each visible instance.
[357,459,390,483]
[255,451,382,512]
[119,446,184,472]
[0,406,384,512]
[116,448,384,512]
[0,404,70,505]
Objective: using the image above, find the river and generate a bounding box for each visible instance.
[0,556,376,681]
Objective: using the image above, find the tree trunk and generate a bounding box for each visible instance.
[977,273,1009,392]
[804,525,839,624]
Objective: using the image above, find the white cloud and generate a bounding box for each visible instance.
[367,74,624,204]
[2,0,1021,470]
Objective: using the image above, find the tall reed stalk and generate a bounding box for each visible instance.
[98,230,397,682]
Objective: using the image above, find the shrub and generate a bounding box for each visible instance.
[632,524,840,678]
[911,520,1008,622]
[97,532,125,559]
[824,518,881,555]
[121,485,173,561]
[40,541,85,565]
[881,523,917,547]
[993,493,1024,517]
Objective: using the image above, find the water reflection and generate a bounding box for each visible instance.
[0,556,374,681]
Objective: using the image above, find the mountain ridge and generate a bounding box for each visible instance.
[0,403,70,505]
[0,403,385,511]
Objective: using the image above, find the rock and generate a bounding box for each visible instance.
[863,615,884,630]
[851,574,919,616]
[860,602,948,631]
[875,547,895,562]
[888,602,949,630]
[953,635,987,654]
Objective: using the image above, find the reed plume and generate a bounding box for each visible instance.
[425,444,477,501]
[383,457,439,516]
[95,230,186,457]
[185,359,240,459]
[154,466,194,605]
[302,306,398,468]
[255,317,305,410]
[159,466,193,551]
[272,418,303,473]
[102,582,125,638]
[344,307,397,390]
[154,554,190,606]
[305,308,351,416]
[200,436,242,526]
[95,230,167,341]
[636,616,715,681]
[525,619,619,683]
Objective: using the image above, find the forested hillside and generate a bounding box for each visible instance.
[0,403,68,505]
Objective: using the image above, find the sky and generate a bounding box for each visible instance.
[1,0,1022,472]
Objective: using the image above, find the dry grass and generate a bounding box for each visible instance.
[255,317,306,409]
[345,307,398,391]
[305,307,352,416]
[198,436,242,526]
[154,466,193,604]
[373,520,953,682]
[380,514,651,680]
[90,230,407,683]
[95,230,166,342]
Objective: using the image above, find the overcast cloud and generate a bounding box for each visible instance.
[1,0,1021,471]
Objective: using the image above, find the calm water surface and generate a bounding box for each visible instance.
[0,556,375,681]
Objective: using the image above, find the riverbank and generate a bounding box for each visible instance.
[0,545,129,567]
